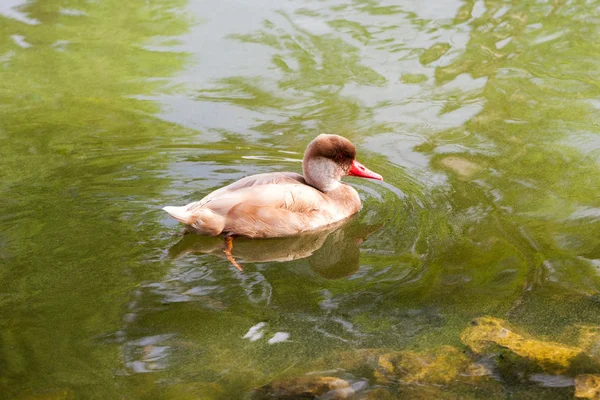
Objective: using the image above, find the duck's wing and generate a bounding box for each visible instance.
[193,172,306,209]
[219,183,339,238]
[199,180,323,214]
[225,172,306,189]
[170,172,344,238]
[164,172,322,236]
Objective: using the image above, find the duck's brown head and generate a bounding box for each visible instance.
[303,134,382,192]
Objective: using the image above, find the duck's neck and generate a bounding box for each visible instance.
[303,158,341,192]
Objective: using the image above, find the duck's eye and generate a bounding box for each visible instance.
[335,153,343,161]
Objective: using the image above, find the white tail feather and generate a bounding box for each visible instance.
[162,206,193,224]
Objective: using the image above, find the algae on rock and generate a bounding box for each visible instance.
[374,346,471,384]
[575,374,600,399]
[462,317,588,373]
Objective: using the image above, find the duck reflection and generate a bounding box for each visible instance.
[168,218,381,279]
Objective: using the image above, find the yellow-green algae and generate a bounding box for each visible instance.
[575,375,600,399]
[462,317,585,372]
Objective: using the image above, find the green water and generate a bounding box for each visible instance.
[1,0,600,398]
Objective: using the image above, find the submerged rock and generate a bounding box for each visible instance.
[374,346,471,384]
[575,374,600,399]
[309,348,388,378]
[252,376,353,399]
[461,317,585,373]
[438,156,482,179]
[573,325,600,361]
[257,346,506,399]
[253,318,600,399]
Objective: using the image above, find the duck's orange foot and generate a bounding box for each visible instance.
[223,235,243,271]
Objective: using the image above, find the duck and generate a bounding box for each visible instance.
[163,134,382,269]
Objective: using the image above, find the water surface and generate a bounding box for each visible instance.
[1,0,600,398]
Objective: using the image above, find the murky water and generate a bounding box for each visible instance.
[1,0,600,398]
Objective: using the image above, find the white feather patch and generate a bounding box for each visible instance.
[305,158,341,192]
[162,206,193,223]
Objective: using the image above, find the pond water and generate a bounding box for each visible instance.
[1,0,600,398]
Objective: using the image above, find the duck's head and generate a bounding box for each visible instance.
[303,134,382,192]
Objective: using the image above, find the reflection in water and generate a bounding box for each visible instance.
[122,334,174,374]
[168,218,382,279]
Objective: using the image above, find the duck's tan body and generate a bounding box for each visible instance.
[163,172,360,238]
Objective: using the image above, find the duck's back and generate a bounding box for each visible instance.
[197,172,307,206]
